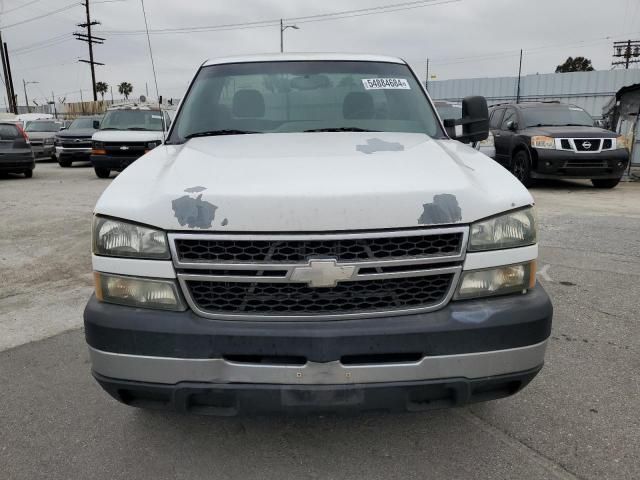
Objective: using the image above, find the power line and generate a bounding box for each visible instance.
[0,0,43,15]
[1,2,80,30]
[99,0,460,36]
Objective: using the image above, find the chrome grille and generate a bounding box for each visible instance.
[170,228,468,321]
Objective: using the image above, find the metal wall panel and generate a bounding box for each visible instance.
[428,70,640,118]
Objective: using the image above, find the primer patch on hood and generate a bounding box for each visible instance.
[356,138,404,155]
[172,194,217,229]
[418,194,462,224]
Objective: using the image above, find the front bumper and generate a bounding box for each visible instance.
[31,144,55,158]
[56,146,91,161]
[85,284,552,414]
[91,154,142,171]
[532,148,629,179]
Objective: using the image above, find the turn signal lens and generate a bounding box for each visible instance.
[616,135,627,150]
[94,272,185,311]
[92,149,106,155]
[455,261,535,300]
[531,136,555,149]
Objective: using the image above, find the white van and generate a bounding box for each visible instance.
[84,53,552,415]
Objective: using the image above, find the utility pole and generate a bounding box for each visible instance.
[0,31,14,114]
[23,80,38,114]
[4,42,17,113]
[612,40,640,69]
[75,0,105,101]
[110,85,114,103]
[425,58,430,90]
[516,49,523,104]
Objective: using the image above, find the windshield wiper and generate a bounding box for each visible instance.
[126,127,152,131]
[185,129,261,139]
[99,127,119,130]
[304,127,378,133]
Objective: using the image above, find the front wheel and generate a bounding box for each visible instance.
[24,169,33,178]
[94,167,111,178]
[591,178,621,189]
[511,150,534,188]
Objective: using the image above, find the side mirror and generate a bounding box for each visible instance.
[60,127,67,131]
[506,120,518,131]
[93,121,100,129]
[443,96,489,144]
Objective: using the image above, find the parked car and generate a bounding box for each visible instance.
[84,53,552,415]
[55,116,101,167]
[24,119,63,161]
[90,104,171,178]
[0,122,35,178]
[488,101,629,188]
[434,100,495,158]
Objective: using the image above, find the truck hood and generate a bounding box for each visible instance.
[524,125,617,138]
[57,128,96,138]
[92,130,165,142]
[95,132,533,232]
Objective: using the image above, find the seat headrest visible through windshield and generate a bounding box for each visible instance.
[343,92,375,120]
[232,89,265,118]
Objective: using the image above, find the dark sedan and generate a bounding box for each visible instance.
[0,122,35,178]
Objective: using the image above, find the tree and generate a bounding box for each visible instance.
[95,81,108,100]
[118,82,133,100]
[555,56,594,73]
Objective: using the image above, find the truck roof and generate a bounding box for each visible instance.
[202,52,406,67]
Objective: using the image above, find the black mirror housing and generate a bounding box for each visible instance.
[444,96,489,144]
[93,121,100,129]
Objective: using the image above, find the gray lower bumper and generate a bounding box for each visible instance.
[89,340,547,386]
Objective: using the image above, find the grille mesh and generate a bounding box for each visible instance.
[186,274,453,316]
[175,233,463,264]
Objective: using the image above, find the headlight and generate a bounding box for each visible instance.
[44,137,55,145]
[94,272,185,311]
[469,208,537,251]
[531,136,555,149]
[92,141,106,155]
[455,261,536,300]
[616,135,627,150]
[92,216,170,259]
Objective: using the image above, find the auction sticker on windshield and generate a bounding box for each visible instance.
[362,78,410,90]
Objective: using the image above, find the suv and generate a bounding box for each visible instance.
[24,119,63,161]
[90,104,170,178]
[84,53,552,415]
[55,116,101,167]
[489,102,629,188]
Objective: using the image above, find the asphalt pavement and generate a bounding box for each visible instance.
[1,162,639,480]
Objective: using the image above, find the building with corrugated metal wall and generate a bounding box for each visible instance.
[427,69,640,119]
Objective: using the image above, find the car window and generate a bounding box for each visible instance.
[501,108,517,130]
[0,124,19,140]
[489,108,505,129]
[170,60,445,143]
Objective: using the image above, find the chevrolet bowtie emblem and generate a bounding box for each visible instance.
[120,146,130,151]
[290,259,356,288]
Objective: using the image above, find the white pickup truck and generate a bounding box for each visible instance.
[85,53,552,415]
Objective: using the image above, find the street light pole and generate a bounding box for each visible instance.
[280,19,299,53]
[23,79,38,113]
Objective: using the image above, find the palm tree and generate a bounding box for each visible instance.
[95,81,108,100]
[118,82,133,100]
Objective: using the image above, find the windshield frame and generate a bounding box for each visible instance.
[166,60,446,144]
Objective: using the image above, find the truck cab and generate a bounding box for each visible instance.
[85,53,552,415]
[90,104,171,178]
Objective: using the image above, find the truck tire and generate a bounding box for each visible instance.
[591,178,621,189]
[59,158,72,168]
[24,169,33,178]
[95,167,111,179]
[512,150,534,188]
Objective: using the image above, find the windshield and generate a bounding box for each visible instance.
[521,106,594,127]
[25,121,61,132]
[100,110,164,131]
[69,117,99,129]
[169,61,443,143]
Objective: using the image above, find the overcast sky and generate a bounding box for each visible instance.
[0,0,638,107]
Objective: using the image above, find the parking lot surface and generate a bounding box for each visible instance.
[1,162,639,480]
